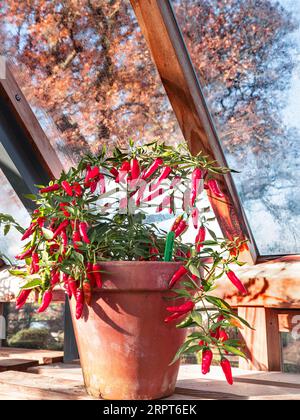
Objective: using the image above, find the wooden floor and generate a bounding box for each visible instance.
[0,349,299,400]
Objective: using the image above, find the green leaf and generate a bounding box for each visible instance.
[9,269,27,277]
[184,345,202,354]
[42,228,54,240]
[176,315,195,329]
[188,264,200,278]
[223,345,247,359]
[172,289,192,298]
[4,224,10,236]
[169,339,194,365]
[23,194,37,200]
[191,310,203,326]
[21,279,42,289]
[205,296,232,311]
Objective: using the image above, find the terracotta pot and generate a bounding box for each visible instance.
[69,261,188,400]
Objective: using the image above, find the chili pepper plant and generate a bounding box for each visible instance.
[11,141,251,384]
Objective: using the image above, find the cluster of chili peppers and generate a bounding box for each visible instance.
[12,142,249,386]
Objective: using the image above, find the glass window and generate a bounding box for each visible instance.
[172,0,300,255]
[281,331,300,373]
[4,302,64,351]
[0,168,31,263]
[0,0,185,169]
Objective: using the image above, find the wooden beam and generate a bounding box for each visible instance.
[130,0,257,264]
[0,62,63,180]
[238,307,281,371]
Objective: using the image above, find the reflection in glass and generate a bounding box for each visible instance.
[172,0,300,254]
[0,168,30,263]
[281,331,300,373]
[0,0,184,168]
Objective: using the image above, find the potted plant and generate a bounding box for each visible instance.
[11,141,250,400]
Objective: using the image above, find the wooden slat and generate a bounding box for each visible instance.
[130,0,256,264]
[0,358,38,372]
[0,62,63,179]
[0,348,63,365]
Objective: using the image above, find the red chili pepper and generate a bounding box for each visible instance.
[83,281,92,306]
[142,158,163,180]
[39,184,61,194]
[37,217,46,228]
[72,182,83,197]
[60,229,68,253]
[37,290,53,313]
[50,270,60,286]
[219,329,229,342]
[207,179,224,198]
[68,277,78,297]
[63,273,72,298]
[130,158,140,180]
[202,349,213,375]
[164,312,183,323]
[72,230,81,250]
[53,220,69,239]
[16,289,32,310]
[174,219,188,238]
[21,223,36,241]
[166,300,195,314]
[86,262,96,288]
[220,358,233,385]
[61,181,73,197]
[59,202,71,217]
[195,225,206,252]
[226,270,248,295]
[109,167,119,181]
[90,179,98,193]
[79,222,90,244]
[16,246,34,260]
[75,288,84,319]
[85,166,100,183]
[192,208,199,229]
[149,247,159,261]
[190,168,203,207]
[30,252,39,274]
[152,166,172,189]
[169,265,188,288]
[171,215,184,232]
[92,263,102,288]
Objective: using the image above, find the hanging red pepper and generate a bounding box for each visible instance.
[61,181,73,197]
[174,219,188,238]
[37,290,53,313]
[72,182,83,197]
[53,220,69,239]
[152,166,172,190]
[37,217,46,228]
[142,158,163,180]
[92,263,102,288]
[30,252,39,274]
[166,300,195,314]
[39,184,61,194]
[149,247,159,261]
[72,230,81,250]
[219,329,229,342]
[169,265,188,288]
[109,167,119,182]
[79,222,90,244]
[202,349,213,375]
[50,270,60,286]
[75,288,84,319]
[85,166,100,184]
[190,168,203,207]
[195,225,206,252]
[16,289,32,310]
[226,270,248,296]
[86,262,96,288]
[220,358,233,385]
[16,246,34,260]
[83,281,92,306]
[171,215,183,232]
[164,312,183,323]
[90,179,98,193]
[68,277,78,297]
[192,208,199,229]
[59,202,71,218]
[130,158,140,180]
[21,223,36,241]
[207,179,224,198]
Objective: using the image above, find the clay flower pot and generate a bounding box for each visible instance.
[69,261,188,400]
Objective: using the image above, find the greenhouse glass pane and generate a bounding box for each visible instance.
[172,0,300,255]
[0,0,184,169]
